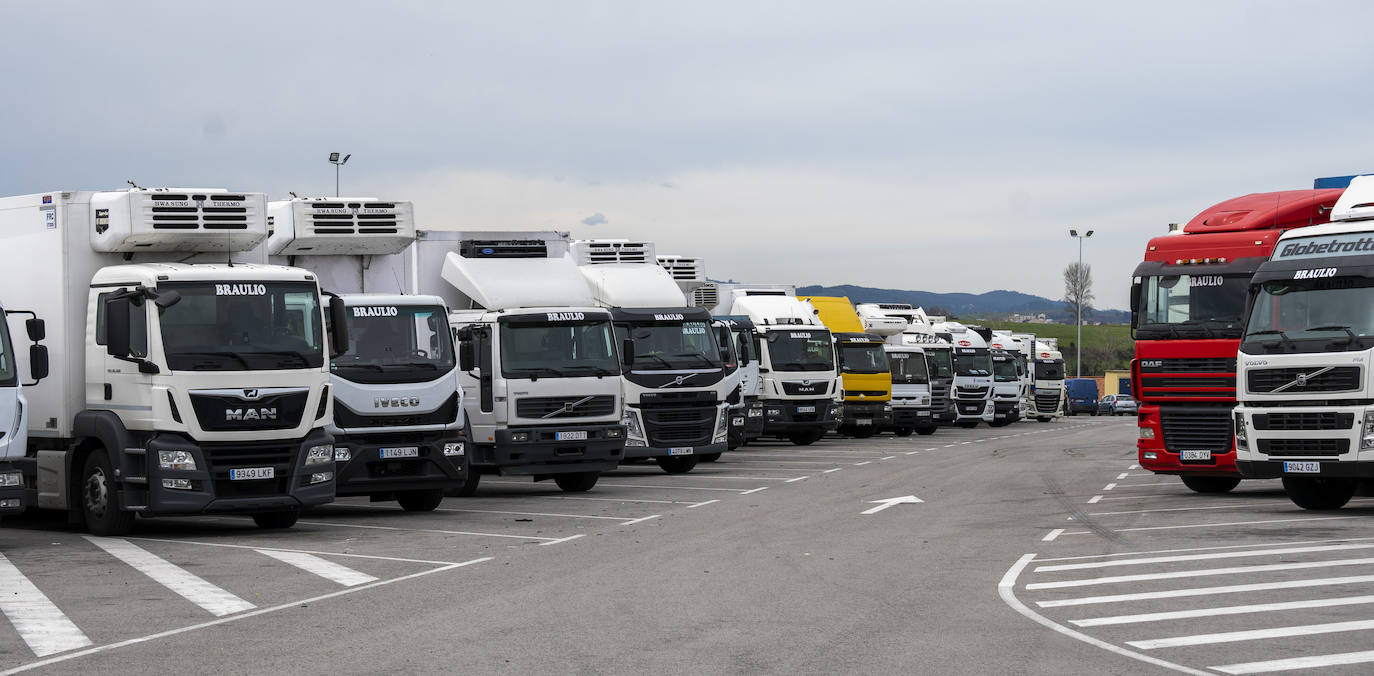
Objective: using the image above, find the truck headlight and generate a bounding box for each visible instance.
[157,450,197,471]
[605,427,623,439]
[622,410,644,439]
[1234,412,1248,446]
[1138,426,1155,440]
[310,471,334,484]
[305,444,334,465]
[511,431,530,442]
[883,402,893,412]
[0,471,22,488]
[1362,415,1374,450]
[334,447,352,462]
[161,478,193,490]
[713,407,729,442]
[443,442,465,457]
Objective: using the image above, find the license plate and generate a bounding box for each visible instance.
[229,467,274,481]
[1180,450,1211,461]
[856,418,872,425]
[732,417,745,426]
[917,410,930,416]
[669,447,694,456]
[747,409,762,417]
[1284,461,1321,474]
[797,405,816,413]
[556,431,588,441]
[379,446,419,459]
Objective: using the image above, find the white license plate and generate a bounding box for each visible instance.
[856,418,872,425]
[379,447,419,459]
[556,431,589,441]
[229,467,274,481]
[732,417,745,426]
[1284,461,1321,474]
[916,410,930,416]
[1180,450,1211,461]
[747,409,762,417]
[797,405,816,413]
[669,447,694,456]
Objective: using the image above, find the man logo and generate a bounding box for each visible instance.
[242,389,260,399]
[226,408,277,421]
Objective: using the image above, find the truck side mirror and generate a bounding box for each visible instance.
[105,296,132,358]
[1129,282,1141,329]
[327,297,350,357]
[25,318,44,342]
[739,339,751,363]
[28,344,48,382]
[458,341,476,372]
[621,338,635,366]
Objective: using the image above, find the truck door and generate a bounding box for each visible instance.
[94,290,156,426]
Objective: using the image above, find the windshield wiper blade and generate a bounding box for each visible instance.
[1245,329,1293,349]
[634,354,674,369]
[671,352,721,368]
[253,350,312,367]
[173,351,252,369]
[562,364,620,376]
[1305,325,1359,346]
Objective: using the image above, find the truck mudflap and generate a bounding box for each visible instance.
[480,423,624,475]
[332,430,467,497]
[839,400,892,428]
[761,399,838,434]
[1237,460,1374,480]
[139,428,336,515]
[744,400,765,439]
[0,462,23,514]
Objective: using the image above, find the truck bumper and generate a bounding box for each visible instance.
[761,399,839,433]
[0,462,23,514]
[839,401,892,429]
[141,429,336,515]
[626,403,727,459]
[889,406,933,428]
[1237,459,1374,479]
[1137,404,1239,476]
[626,441,727,459]
[992,399,1019,421]
[954,399,993,421]
[478,424,625,475]
[332,430,467,497]
[1235,403,1374,479]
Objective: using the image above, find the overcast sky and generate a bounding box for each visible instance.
[4,1,1373,310]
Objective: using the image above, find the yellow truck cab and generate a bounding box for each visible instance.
[800,296,892,438]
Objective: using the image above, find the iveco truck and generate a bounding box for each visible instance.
[937,321,995,428]
[267,197,466,511]
[413,231,625,493]
[1234,176,1374,509]
[988,340,1025,427]
[802,296,895,438]
[0,188,347,534]
[573,239,729,473]
[0,302,47,514]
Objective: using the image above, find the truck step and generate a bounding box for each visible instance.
[124,476,147,485]
[124,448,146,455]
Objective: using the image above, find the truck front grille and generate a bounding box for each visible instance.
[1141,358,1236,373]
[516,395,616,419]
[1160,407,1233,453]
[1035,391,1061,413]
[189,391,308,432]
[1252,411,1354,431]
[642,404,716,446]
[956,386,988,399]
[1256,438,1349,456]
[1248,367,1360,393]
[332,393,459,428]
[199,440,296,498]
[930,381,951,413]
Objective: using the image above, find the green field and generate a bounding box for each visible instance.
[976,322,1132,376]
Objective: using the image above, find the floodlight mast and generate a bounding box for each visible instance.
[1068,228,1094,377]
[328,152,351,197]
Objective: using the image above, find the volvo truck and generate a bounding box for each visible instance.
[412,231,625,493]
[572,240,729,473]
[1234,176,1374,509]
[0,303,47,514]
[267,197,466,510]
[1133,187,1342,492]
[936,321,995,428]
[802,296,896,438]
[1031,339,1066,422]
[0,188,348,534]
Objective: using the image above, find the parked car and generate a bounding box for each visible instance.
[1064,378,1099,416]
[1098,393,1138,416]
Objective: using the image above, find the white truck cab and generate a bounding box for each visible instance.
[988,333,1029,426]
[0,304,47,514]
[937,321,995,427]
[1031,339,1066,422]
[857,304,955,426]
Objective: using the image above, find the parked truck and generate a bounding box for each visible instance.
[266,197,466,510]
[802,296,896,438]
[0,188,348,534]
[573,239,730,472]
[1132,187,1342,492]
[0,302,48,514]
[1031,339,1066,422]
[412,231,626,493]
[988,346,1023,426]
[1234,176,1374,509]
[856,304,955,426]
[715,316,763,450]
[936,321,995,428]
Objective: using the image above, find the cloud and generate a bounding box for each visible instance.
[580,212,608,226]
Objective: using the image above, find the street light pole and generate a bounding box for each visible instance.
[328,152,351,197]
[1068,228,1094,378]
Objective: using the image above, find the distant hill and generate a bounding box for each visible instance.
[794,284,1129,324]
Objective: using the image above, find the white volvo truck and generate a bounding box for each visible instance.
[413,231,625,493]
[0,303,48,514]
[1031,339,1066,422]
[0,188,347,534]
[267,197,466,510]
[937,321,995,427]
[1234,176,1374,509]
[572,240,729,473]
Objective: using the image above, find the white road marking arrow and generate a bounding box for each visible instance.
[861,495,924,515]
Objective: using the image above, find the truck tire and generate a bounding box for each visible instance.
[446,455,482,497]
[656,455,698,474]
[82,449,135,536]
[893,427,914,437]
[1282,477,1357,510]
[1181,475,1241,494]
[956,420,978,429]
[553,472,599,492]
[397,488,445,512]
[699,453,722,462]
[915,426,937,435]
[252,511,299,529]
[788,430,823,445]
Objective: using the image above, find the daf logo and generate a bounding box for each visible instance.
[226,407,277,421]
[375,397,422,408]
[1141,360,1163,368]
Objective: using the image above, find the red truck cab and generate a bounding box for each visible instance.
[1132,189,1342,492]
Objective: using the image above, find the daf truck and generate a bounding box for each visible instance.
[1234,176,1374,509]
[572,239,730,473]
[856,303,954,426]
[267,197,466,510]
[412,231,625,493]
[0,188,348,534]
[937,321,995,428]
[1132,187,1342,492]
[802,296,896,438]
[0,303,48,514]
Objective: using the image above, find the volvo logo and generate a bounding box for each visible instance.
[1295,373,1309,387]
[375,397,422,408]
[658,373,698,388]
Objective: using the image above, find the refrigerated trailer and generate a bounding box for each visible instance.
[0,188,348,534]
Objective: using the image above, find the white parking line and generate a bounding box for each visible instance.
[1042,529,1065,542]
[1026,556,1374,590]
[822,468,842,473]
[881,456,896,460]
[1087,495,1102,504]
[1070,594,1374,627]
[854,461,872,466]
[1102,483,1117,491]
[741,487,769,495]
[1036,574,1374,608]
[1059,515,1357,536]
[0,553,93,656]
[1035,535,1374,563]
[905,451,919,455]
[85,536,255,616]
[1128,464,1140,469]
[1115,473,1129,480]
[785,477,808,483]
[611,474,799,481]
[1213,649,1374,674]
[539,534,586,546]
[619,515,661,526]
[1086,502,1287,516]
[685,500,719,508]
[548,496,699,505]
[256,550,378,587]
[1036,542,1374,572]
[1127,618,1374,650]
[577,483,748,492]
[295,520,560,541]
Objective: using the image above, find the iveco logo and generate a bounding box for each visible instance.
[226,408,277,421]
[375,397,421,408]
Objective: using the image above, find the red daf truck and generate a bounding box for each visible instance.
[1131,187,1343,492]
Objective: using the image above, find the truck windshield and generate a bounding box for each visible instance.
[926,349,953,379]
[333,304,455,384]
[617,320,722,370]
[159,281,325,371]
[953,350,992,377]
[500,318,620,378]
[0,320,15,387]
[1137,273,1250,339]
[1036,359,1065,380]
[1242,276,1374,353]
[887,351,929,384]
[766,330,834,372]
[838,343,888,374]
[993,358,1018,382]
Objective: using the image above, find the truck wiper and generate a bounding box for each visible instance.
[671,352,722,368]
[253,350,312,367]
[173,351,252,369]
[1305,325,1359,346]
[634,354,675,369]
[1245,329,1293,350]
[561,364,620,376]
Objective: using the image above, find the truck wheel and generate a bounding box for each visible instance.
[1181,475,1241,494]
[915,426,937,435]
[956,420,978,429]
[656,455,698,474]
[397,488,445,512]
[553,472,599,492]
[699,453,722,463]
[446,456,482,497]
[82,449,135,536]
[252,511,299,529]
[852,426,877,439]
[893,427,914,437]
[1282,477,1357,510]
[788,430,823,445]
